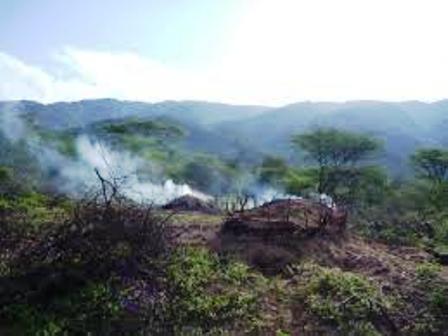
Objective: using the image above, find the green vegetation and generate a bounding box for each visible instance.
[2,107,448,335]
[4,282,121,335]
[261,128,448,252]
[410,148,448,212]
[410,262,448,335]
[1,244,269,335]
[0,192,71,234]
[1,184,448,334]
[292,128,382,195]
[291,263,392,335]
[101,118,186,139]
[163,248,267,334]
[36,129,79,157]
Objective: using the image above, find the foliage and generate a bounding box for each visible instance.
[4,282,121,335]
[292,128,382,199]
[292,128,381,167]
[259,156,290,186]
[433,218,448,246]
[0,192,71,234]
[101,118,186,139]
[0,185,268,334]
[0,185,169,334]
[0,136,41,192]
[411,148,448,183]
[180,155,240,194]
[416,262,441,282]
[0,166,12,182]
[283,168,316,195]
[36,129,78,157]
[411,148,448,212]
[0,165,13,195]
[164,247,266,334]
[292,263,393,336]
[409,262,448,335]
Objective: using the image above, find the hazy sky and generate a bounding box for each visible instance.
[1,0,448,105]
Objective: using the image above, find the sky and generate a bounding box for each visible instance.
[1,0,448,106]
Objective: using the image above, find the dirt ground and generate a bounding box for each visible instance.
[165,209,447,283]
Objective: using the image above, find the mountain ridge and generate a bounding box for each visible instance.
[1,98,447,175]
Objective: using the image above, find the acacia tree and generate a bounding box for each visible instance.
[411,148,448,211]
[292,128,382,199]
[411,149,448,184]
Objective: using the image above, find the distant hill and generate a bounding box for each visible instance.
[1,98,447,175]
[0,99,269,130]
[214,100,448,174]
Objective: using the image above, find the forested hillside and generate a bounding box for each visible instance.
[3,99,447,176]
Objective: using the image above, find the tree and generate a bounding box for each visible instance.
[258,156,289,186]
[292,128,382,195]
[411,149,448,184]
[411,148,448,211]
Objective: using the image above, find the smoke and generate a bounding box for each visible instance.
[59,136,212,203]
[0,103,211,204]
[33,135,211,204]
[0,102,27,142]
[0,102,289,206]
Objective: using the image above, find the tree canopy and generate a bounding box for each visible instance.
[292,128,382,168]
[292,128,382,195]
[411,148,448,184]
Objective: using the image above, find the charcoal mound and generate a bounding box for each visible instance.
[222,198,347,238]
[162,195,220,214]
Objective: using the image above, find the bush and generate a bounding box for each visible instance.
[291,263,393,336]
[416,262,441,282]
[163,247,265,334]
[0,190,268,335]
[0,192,71,234]
[0,189,169,334]
[410,262,448,335]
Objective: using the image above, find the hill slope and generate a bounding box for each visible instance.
[1,98,448,175]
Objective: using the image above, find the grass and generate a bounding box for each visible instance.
[0,192,71,233]
[167,212,224,226]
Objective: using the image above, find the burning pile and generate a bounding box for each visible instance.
[162,195,220,214]
[222,198,347,238]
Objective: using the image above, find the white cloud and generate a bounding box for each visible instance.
[2,0,448,105]
[0,48,223,104]
[0,50,102,103]
[0,52,53,101]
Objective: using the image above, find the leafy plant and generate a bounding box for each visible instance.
[165,248,265,333]
[292,263,392,335]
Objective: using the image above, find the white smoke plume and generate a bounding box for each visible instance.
[0,102,212,204]
[60,136,212,204]
[0,102,27,142]
[0,102,291,206]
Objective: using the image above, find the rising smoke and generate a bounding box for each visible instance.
[0,103,212,204]
[0,101,292,206]
[62,136,212,203]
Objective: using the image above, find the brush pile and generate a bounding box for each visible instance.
[222,198,347,238]
[162,195,220,214]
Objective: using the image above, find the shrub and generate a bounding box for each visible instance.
[292,263,393,336]
[164,247,265,334]
[416,262,441,282]
[411,261,448,335]
[0,188,169,334]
